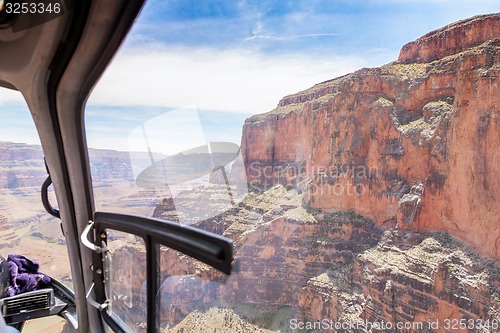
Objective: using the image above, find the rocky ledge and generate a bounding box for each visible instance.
[134,185,500,332]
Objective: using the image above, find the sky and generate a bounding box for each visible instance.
[0,0,498,151]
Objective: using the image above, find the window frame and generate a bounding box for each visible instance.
[89,212,233,333]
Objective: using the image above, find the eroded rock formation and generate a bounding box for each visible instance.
[0,142,45,188]
[0,141,139,189]
[144,185,500,332]
[238,13,500,259]
[0,214,20,249]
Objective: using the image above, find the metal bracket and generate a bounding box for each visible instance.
[81,221,106,253]
[85,283,109,311]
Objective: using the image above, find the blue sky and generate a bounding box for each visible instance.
[130,0,498,54]
[0,0,498,150]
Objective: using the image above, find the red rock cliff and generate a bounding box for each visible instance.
[239,13,500,259]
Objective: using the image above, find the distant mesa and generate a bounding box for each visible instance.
[0,214,20,249]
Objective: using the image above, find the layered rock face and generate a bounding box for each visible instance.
[0,214,20,249]
[239,13,500,259]
[0,142,45,188]
[149,185,500,332]
[0,141,137,189]
[399,14,500,63]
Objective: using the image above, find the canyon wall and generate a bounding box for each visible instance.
[0,141,136,189]
[238,13,500,259]
[0,142,46,188]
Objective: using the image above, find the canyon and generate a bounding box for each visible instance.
[143,13,500,333]
[0,13,498,333]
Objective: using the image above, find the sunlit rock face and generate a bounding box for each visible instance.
[0,142,135,188]
[238,13,500,260]
[0,142,45,188]
[398,14,500,64]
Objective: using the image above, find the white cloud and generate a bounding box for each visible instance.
[245,33,339,41]
[0,88,25,106]
[88,45,390,114]
[0,91,40,145]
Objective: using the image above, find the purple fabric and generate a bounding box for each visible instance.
[6,254,51,297]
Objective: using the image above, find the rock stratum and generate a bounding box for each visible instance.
[0,141,136,189]
[239,13,500,260]
[135,14,500,333]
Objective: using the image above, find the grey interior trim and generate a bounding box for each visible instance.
[55,1,146,331]
[0,7,88,332]
[0,1,145,332]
